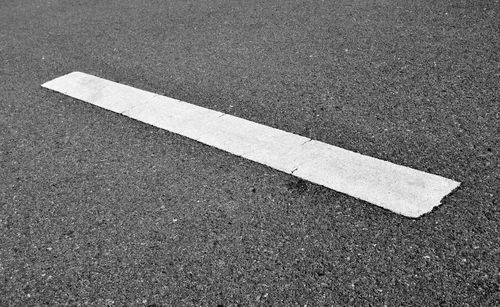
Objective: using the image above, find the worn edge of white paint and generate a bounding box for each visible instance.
[42,72,460,218]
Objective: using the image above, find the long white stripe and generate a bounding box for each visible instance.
[42,72,460,217]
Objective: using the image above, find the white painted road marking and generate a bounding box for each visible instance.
[42,72,460,217]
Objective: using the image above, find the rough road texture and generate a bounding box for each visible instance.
[1,0,498,306]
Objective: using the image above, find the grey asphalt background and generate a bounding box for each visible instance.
[1,0,498,306]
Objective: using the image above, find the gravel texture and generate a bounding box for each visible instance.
[1,0,498,306]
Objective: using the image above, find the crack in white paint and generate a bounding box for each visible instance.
[301,138,313,145]
[121,95,159,115]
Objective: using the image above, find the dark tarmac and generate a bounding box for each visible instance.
[1,0,498,306]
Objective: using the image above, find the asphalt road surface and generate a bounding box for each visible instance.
[1,0,499,306]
